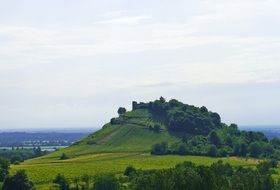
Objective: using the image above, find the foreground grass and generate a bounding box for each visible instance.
[11,152,259,189]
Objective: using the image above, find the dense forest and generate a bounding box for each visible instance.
[110,97,280,160]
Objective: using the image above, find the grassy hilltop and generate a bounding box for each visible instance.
[11,98,280,189]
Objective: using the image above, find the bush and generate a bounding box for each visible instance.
[60,153,69,160]
[151,142,168,155]
[53,174,69,190]
[10,155,23,164]
[175,143,188,155]
[93,173,120,190]
[86,140,96,145]
[124,165,136,176]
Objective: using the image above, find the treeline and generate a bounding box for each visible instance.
[151,127,280,160]
[151,126,280,160]
[29,160,280,190]
[0,147,46,164]
[125,160,279,190]
[130,98,280,160]
[133,97,222,135]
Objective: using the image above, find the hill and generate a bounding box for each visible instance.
[41,97,225,158]
[46,97,279,159]
[10,98,280,189]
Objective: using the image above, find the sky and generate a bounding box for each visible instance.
[0,0,280,129]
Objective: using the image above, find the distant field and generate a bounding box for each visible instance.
[11,153,259,189]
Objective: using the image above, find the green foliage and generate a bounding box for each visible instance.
[60,153,69,160]
[81,174,91,190]
[118,107,126,116]
[151,142,168,155]
[249,142,262,157]
[233,141,248,157]
[0,148,43,163]
[207,145,218,157]
[0,157,9,182]
[129,161,277,190]
[2,170,35,190]
[93,173,120,190]
[124,166,136,176]
[208,131,221,145]
[10,155,23,164]
[53,174,69,190]
[270,159,278,168]
[147,98,222,135]
[153,124,161,133]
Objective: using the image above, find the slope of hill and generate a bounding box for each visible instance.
[44,108,181,158]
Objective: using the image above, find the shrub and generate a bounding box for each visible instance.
[53,174,69,190]
[86,140,96,145]
[10,155,23,164]
[60,153,69,160]
[151,142,168,155]
[93,173,120,190]
[124,165,136,176]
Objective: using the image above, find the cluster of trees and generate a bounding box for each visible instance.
[135,98,280,159]
[2,170,35,190]
[0,157,35,190]
[51,160,280,190]
[53,173,119,190]
[152,127,280,160]
[110,107,127,125]
[0,147,46,164]
[145,97,222,135]
[125,161,279,190]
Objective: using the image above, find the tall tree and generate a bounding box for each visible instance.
[209,131,221,146]
[0,157,9,182]
[2,170,35,190]
[117,107,126,116]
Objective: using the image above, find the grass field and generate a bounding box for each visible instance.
[11,152,259,189]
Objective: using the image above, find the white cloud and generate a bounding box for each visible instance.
[0,0,280,128]
[94,15,151,25]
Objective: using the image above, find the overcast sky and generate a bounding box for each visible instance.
[0,0,280,129]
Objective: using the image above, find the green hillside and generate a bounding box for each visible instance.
[43,108,180,159]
